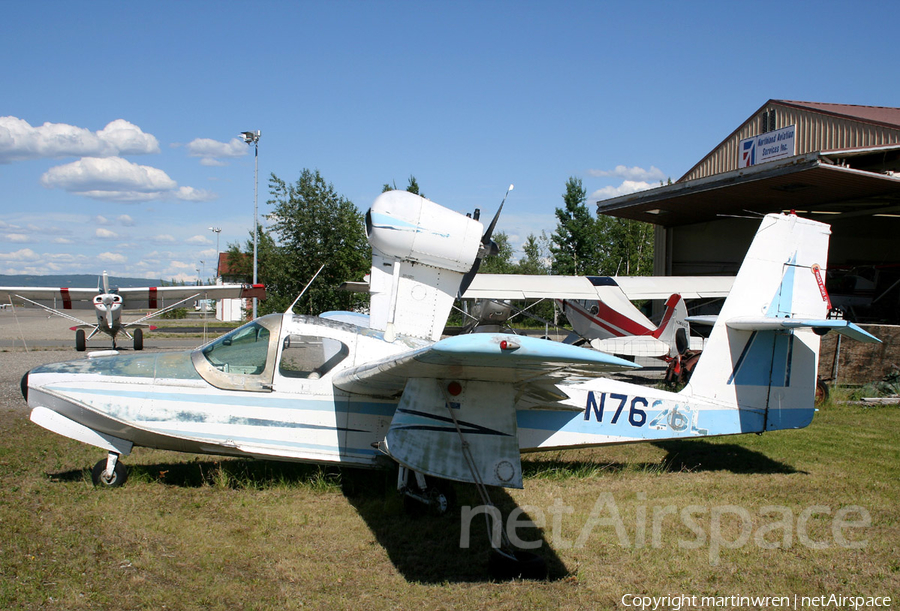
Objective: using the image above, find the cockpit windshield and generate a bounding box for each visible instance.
[191,315,282,392]
[202,322,270,375]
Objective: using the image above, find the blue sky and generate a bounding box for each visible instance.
[1,1,896,282]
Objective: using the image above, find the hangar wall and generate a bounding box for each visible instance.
[681,100,900,182]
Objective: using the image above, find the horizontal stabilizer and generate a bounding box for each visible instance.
[685,315,717,326]
[590,336,668,358]
[725,317,881,343]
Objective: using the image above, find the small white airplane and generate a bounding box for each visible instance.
[0,272,266,351]
[21,190,878,576]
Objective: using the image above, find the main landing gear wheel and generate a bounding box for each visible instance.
[133,328,143,351]
[75,329,86,352]
[398,467,456,516]
[488,548,548,581]
[815,378,830,405]
[91,456,128,487]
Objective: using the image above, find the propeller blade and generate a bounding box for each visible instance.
[457,184,513,298]
[481,184,513,245]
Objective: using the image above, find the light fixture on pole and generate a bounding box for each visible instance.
[208,227,221,280]
[240,130,261,318]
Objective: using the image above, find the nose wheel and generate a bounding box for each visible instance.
[91,453,128,487]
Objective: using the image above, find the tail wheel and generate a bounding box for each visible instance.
[75,329,86,352]
[133,328,143,351]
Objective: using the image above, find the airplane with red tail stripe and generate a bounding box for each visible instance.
[0,271,265,351]
[462,273,734,359]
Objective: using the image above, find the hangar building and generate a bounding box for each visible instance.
[596,100,900,382]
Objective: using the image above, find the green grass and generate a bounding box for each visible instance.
[0,402,897,609]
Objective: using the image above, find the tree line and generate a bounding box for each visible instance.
[226,171,654,317]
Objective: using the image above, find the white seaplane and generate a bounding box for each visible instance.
[0,273,265,351]
[20,189,878,576]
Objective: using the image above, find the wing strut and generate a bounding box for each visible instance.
[15,295,93,327]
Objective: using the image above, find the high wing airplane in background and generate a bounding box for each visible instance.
[0,272,265,351]
[462,274,734,358]
[21,190,878,577]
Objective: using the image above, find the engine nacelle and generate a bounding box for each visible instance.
[366,190,483,273]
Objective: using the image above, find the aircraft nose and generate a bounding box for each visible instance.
[20,372,28,403]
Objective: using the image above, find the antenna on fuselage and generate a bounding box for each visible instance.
[285,263,327,315]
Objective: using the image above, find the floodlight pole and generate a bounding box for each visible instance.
[208,227,221,280]
[240,130,261,318]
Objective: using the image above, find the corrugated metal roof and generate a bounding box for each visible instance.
[675,100,900,183]
[777,100,900,129]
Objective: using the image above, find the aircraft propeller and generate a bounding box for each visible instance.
[457,184,513,298]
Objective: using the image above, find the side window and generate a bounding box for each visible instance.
[279,335,349,379]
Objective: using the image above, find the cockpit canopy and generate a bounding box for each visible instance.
[191,314,352,392]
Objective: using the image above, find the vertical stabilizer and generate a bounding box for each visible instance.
[684,213,831,429]
[651,294,690,357]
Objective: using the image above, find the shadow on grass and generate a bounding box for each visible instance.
[651,439,803,474]
[49,457,345,489]
[523,438,801,479]
[340,469,570,583]
[49,458,569,582]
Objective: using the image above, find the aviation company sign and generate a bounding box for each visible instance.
[739,125,796,167]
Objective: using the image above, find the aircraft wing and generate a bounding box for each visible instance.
[612,276,734,300]
[461,274,600,300]
[117,283,265,309]
[462,274,734,301]
[334,334,638,489]
[0,287,99,309]
[333,333,639,397]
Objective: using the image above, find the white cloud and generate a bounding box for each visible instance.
[3,233,30,242]
[98,252,127,264]
[167,272,199,283]
[588,164,666,182]
[186,235,212,245]
[152,234,176,243]
[174,185,217,202]
[590,180,656,200]
[53,237,74,244]
[0,248,39,262]
[0,117,159,163]
[186,137,247,166]
[40,156,215,203]
[117,214,136,226]
[95,215,111,225]
[96,227,119,239]
[170,260,192,269]
[95,119,160,156]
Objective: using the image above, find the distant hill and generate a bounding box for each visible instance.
[0,274,165,289]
